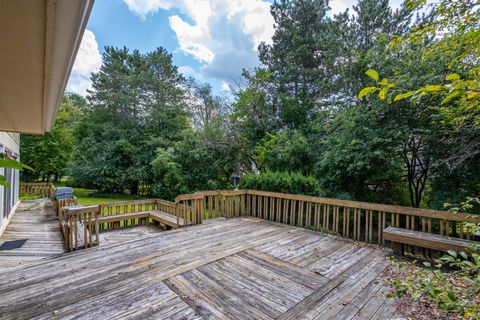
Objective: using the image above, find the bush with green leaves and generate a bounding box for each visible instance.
[151,148,188,201]
[238,171,321,196]
[386,196,480,318]
[254,129,314,174]
[386,245,480,318]
[151,125,238,200]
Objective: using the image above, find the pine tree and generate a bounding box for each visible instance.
[258,0,336,132]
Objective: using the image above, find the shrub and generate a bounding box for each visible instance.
[151,148,188,201]
[254,129,314,174]
[238,171,321,196]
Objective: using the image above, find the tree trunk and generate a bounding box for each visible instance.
[401,136,429,208]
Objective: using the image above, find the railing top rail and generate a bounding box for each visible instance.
[20,182,54,185]
[176,193,205,201]
[63,205,100,215]
[195,190,220,196]
[157,199,177,206]
[97,199,159,208]
[196,190,246,197]
[58,189,479,224]
[240,190,479,223]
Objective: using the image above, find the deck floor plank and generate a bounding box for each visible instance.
[196,261,290,317]
[0,199,64,269]
[0,200,404,319]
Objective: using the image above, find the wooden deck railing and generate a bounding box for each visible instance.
[191,190,480,245]
[56,189,479,253]
[61,205,100,251]
[20,182,56,198]
[20,182,79,215]
[175,193,205,226]
[97,199,159,230]
[59,197,204,251]
[53,196,78,215]
[200,190,245,219]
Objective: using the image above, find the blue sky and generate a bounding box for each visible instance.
[66,0,403,96]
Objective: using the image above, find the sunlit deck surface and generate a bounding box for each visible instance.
[0,207,401,319]
[99,224,163,246]
[0,199,64,269]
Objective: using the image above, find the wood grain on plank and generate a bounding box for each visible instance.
[0,203,402,320]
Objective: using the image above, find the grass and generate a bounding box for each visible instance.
[21,181,148,206]
[20,194,44,201]
[53,182,144,206]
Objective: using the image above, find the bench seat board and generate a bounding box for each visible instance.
[383,227,479,253]
[96,211,184,229]
[97,212,150,223]
[149,210,185,228]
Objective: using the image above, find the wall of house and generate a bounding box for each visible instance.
[0,132,20,236]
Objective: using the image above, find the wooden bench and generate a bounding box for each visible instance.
[98,211,185,229]
[383,226,479,256]
[97,212,150,224]
[149,210,186,229]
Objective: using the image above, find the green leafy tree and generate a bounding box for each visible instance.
[258,0,336,133]
[21,96,79,182]
[231,68,280,171]
[359,0,480,208]
[186,78,227,130]
[71,47,188,194]
[254,129,313,174]
[152,121,238,200]
[317,106,404,202]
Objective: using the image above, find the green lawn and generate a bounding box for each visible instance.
[54,182,143,206]
[20,182,148,206]
[70,188,128,205]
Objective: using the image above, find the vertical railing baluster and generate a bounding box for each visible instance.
[368,210,373,243]
[290,200,295,226]
[298,201,304,227]
[270,197,274,221]
[365,210,369,243]
[357,209,362,241]
[353,208,357,240]
[346,208,351,240]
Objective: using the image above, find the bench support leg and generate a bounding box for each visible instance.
[392,242,403,256]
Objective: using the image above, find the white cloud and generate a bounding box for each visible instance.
[330,0,403,15]
[330,0,351,15]
[122,0,175,18]
[169,14,214,62]
[66,29,102,96]
[123,0,403,86]
[221,82,231,92]
[178,65,200,78]
[124,0,274,84]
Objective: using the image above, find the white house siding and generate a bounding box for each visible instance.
[0,132,20,233]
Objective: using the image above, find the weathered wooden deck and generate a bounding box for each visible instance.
[99,224,162,246]
[0,214,401,319]
[0,199,64,269]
